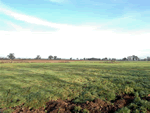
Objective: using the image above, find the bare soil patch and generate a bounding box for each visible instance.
[0,60,116,64]
[1,94,149,113]
[0,60,84,64]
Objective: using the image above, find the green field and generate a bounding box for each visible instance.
[0,61,150,113]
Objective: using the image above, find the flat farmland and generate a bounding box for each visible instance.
[0,61,150,113]
[0,59,84,63]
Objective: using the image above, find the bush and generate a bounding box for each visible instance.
[115,107,130,113]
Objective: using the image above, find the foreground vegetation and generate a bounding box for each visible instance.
[0,61,150,113]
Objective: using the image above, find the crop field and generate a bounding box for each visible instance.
[0,61,150,113]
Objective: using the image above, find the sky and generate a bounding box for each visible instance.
[0,0,150,59]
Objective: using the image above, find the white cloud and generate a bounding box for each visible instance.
[0,3,150,59]
[0,7,99,32]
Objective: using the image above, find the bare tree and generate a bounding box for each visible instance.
[7,53,15,63]
[35,55,41,59]
[48,55,53,60]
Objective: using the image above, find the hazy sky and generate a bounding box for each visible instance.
[0,0,150,59]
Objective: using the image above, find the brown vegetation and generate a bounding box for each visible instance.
[0,60,84,64]
[1,94,150,113]
[0,94,138,113]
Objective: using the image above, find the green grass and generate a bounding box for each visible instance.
[0,61,150,112]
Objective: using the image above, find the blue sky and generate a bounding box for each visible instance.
[0,0,150,59]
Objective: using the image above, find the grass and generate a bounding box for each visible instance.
[0,61,150,112]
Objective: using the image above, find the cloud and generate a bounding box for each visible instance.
[5,21,25,31]
[0,7,99,32]
[0,7,63,29]
[0,2,150,59]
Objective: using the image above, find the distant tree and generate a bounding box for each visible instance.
[48,55,53,60]
[7,53,15,63]
[111,58,116,62]
[0,57,9,60]
[132,55,138,61]
[104,57,107,60]
[54,56,57,60]
[77,58,79,60]
[122,57,127,61]
[70,57,72,60]
[147,57,150,61]
[129,55,139,61]
[35,55,41,59]
[7,53,15,60]
[84,58,85,60]
[136,56,140,61]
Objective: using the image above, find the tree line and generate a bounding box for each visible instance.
[1,53,150,61]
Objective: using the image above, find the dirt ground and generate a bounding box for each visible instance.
[0,59,120,64]
[0,60,83,64]
[0,94,150,113]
